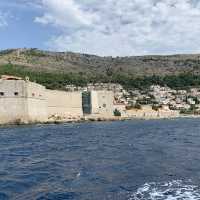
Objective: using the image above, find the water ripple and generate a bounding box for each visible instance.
[0,119,199,199]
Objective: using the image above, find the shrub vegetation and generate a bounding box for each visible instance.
[1,64,200,90]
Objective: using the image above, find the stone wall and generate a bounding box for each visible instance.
[0,79,47,124]
[90,91,114,117]
[126,105,179,119]
[26,81,47,122]
[0,78,116,124]
[46,90,83,119]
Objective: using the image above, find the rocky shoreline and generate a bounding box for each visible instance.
[0,114,199,127]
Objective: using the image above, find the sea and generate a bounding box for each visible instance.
[0,119,200,200]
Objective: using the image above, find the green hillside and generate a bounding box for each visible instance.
[1,48,200,89]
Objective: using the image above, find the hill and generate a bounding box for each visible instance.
[1,48,200,89]
[1,48,200,76]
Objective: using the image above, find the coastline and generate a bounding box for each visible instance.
[0,114,199,127]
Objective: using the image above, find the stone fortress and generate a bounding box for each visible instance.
[0,75,182,125]
[0,75,47,124]
[0,75,115,124]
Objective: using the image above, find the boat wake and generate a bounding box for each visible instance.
[129,180,200,200]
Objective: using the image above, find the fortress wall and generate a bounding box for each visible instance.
[26,82,48,122]
[0,98,28,124]
[0,79,48,124]
[0,80,28,124]
[46,90,83,118]
[90,91,99,114]
[91,91,114,117]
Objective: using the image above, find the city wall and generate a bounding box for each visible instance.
[46,90,83,119]
[26,81,47,122]
[0,78,84,124]
[0,79,47,124]
[90,91,114,117]
[0,76,181,124]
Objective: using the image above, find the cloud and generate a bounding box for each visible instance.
[35,0,200,56]
[0,11,8,27]
[34,0,98,29]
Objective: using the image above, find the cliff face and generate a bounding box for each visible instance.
[1,48,200,76]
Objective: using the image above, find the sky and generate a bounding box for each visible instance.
[0,0,200,56]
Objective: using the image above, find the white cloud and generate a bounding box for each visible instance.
[35,0,200,56]
[0,11,8,27]
[35,0,98,28]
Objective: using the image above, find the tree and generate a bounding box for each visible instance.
[114,109,121,117]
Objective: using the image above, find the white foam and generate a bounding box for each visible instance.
[76,172,81,178]
[129,180,200,200]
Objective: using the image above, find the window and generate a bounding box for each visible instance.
[14,92,19,96]
[0,92,4,96]
[103,104,106,108]
[32,93,35,97]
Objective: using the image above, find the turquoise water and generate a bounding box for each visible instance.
[0,119,200,199]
